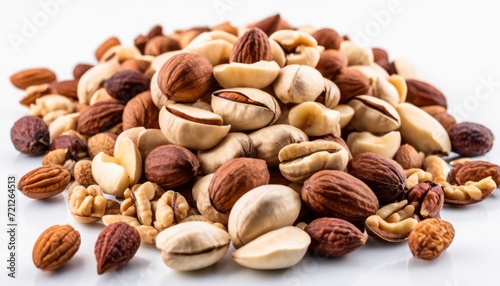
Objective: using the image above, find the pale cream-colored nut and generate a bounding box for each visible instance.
[193,174,229,225]
[42,110,70,126]
[150,71,175,109]
[91,137,142,197]
[156,221,231,271]
[278,141,349,183]
[116,127,170,159]
[73,159,97,187]
[318,78,341,109]
[135,225,159,244]
[89,88,114,105]
[228,184,301,249]
[339,41,374,66]
[30,94,74,117]
[288,102,341,137]
[102,214,141,227]
[348,95,401,133]
[269,39,286,67]
[350,64,389,80]
[197,132,255,175]
[269,30,319,66]
[405,169,433,189]
[99,45,142,63]
[150,50,188,72]
[332,104,355,128]
[68,185,107,223]
[392,58,417,79]
[120,197,136,217]
[443,177,496,203]
[87,132,116,158]
[273,64,324,104]
[153,191,189,232]
[423,155,450,185]
[347,131,401,158]
[77,60,120,104]
[184,31,237,66]
[285,45,321,67]
[365,200,418,242]
[249,124,309,167]
[159,104,230,151]
[211,88,281,131]
[395,103,451,155]
[232,226,310,270]
[61,130,87,142]
[449,158,471,166]
[213,61,280,89]
[179,214,212,224]
[295,222,308,230]
[387,74,407,103]
[42,149,68,166]
[49,113,79,141]
[130,182,156,226]
[370,76,400,106]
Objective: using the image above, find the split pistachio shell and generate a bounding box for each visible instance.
[278,141,349,183]
[211,88,281,131]
[159,104,230,151]
[197,132,255,174]
[273,64,324,104]
[213,61,280,89]
[249,124,309,167]
[348,95,401,133]
[232,226,310,270]
[288,102,341,137]
[332,104,355,128]
[193,174,229,224]
[347,131,401,158]
[321,78,341,109]
[228,184,301,248]
[395,103,451,155]
[156,221,231,271]
[373,76,400,106]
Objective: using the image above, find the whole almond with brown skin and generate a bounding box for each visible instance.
[18,164,71,199]
[393,144,423,169]
[77,100,125,136]
[450,160,500,185]
[405,182,444,219]
[144,35,181,56]
[302,170,379,224]
[230,28,272,64]
[144,145,200,188]
[73,63,93,80]
[448,122,494,157]
[95,36,121,61]
[315,49,348,79]
[95,222,140,274]
[122,91,160,130]
[33,224,81,271]
[305,217,366,257]
[50,80,79,98]
[420,105,457,132]
[332,68,371,104]
[104,70,150,102]
[405,79,447,108]
[246,14,294,36]
[10,68,57,90]
[209,158,270,213]
[120,59,151,74]
[347,152,406,205]
[372,47,391,72]
[408,218,454,260]
[312,28,343,50]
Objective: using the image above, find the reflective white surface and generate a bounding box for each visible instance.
[1,1,500,285]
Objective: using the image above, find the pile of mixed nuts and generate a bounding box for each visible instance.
[9,14,499,273]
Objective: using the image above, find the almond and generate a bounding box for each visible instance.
[332,67,371,104]
[10,68,57,90]
[230,28,272,64]
[50,80,79,98]
[405,79,447,108]
[77,100,125,136]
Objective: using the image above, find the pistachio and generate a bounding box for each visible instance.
[348,95,401,133]
[273,64,324,104]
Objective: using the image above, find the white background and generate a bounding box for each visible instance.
[1,0,500,285]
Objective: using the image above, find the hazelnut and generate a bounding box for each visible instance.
[10,115,50,156]
[315,49,348,79]
[332,68,371,104]
[311,28,343,50]
[122,91,160,130]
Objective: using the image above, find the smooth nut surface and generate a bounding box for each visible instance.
[448,122,494,157]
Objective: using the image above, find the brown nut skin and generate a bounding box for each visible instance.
[18,164,71,199]
[144,145,200,189]
[302,170,379,224]
[304,217,366,257]
[450,160,500,185]
[94,222,140,274]
[311,28,343,50]
[246,14,294,36]
[420,105,457,132]
[347,152,406,205]
[230,27,272,64]
[10,68,56,90]
[77,100,125,136]
[73,63,93,80]
[32,224,81,271]
[209,158,270,213]
[50,80,79,99]
[144,35,181,56]
[405,182,444,219]
[393,144,423,170]
[50,135,88,161]
[408,218,454,260]
[332,68,371,104]
[122,91,160,130]
[157,53,213,103]
[11,115,50,156]
[372,48,391,72]
[104,70,150,103]
[448,122,494,157]
[315,49,348,79]
[405,79,447,108]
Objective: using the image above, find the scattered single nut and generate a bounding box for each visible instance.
[18,164,71,199]
[408,218,454,260]
[448,122,494,157]
[11,115,50,156]
[68,185,107,223]
[32,224,80,271]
